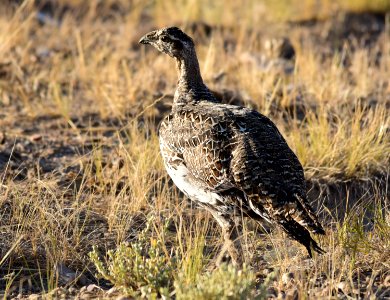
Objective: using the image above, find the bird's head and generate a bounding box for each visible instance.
[139,27,195,59]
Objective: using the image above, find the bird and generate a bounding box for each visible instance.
[139,27,325,265]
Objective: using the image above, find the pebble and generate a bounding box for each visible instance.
[30,134,42,141]
[86,284,102,292]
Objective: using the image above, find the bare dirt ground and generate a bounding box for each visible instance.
[0,1,389,299]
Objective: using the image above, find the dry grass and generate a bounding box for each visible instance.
[0,0,389,298]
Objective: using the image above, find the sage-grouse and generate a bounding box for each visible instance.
[140,27,325,264]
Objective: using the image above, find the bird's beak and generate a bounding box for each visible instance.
[139,31,156,44]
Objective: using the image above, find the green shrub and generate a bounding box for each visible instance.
[89,217,175,298]
[175,264,263,300]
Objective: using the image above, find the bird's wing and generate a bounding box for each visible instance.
[227,108,325,233]
[225,108,325,256]
[159,105,255,218]
[162,105,236,192]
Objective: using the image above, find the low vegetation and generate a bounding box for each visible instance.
[0,0,389,298]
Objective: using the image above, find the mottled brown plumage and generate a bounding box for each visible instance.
[140,27,325,264]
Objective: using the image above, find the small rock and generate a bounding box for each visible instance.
[30,134,42,141]
[87,284,102,292]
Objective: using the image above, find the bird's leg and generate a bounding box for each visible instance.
[221,219,243,267]
[209,211,243,267]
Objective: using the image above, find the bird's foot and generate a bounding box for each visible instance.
[212,238,243,268]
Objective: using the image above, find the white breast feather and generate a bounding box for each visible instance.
[164,162,221,206]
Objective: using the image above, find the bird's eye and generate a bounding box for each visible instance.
[161,36,171,42]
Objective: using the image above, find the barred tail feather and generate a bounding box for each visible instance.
[293,194,326,235]
[279,218,325,257]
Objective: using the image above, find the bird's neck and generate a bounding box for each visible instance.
[173,51,218,108]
